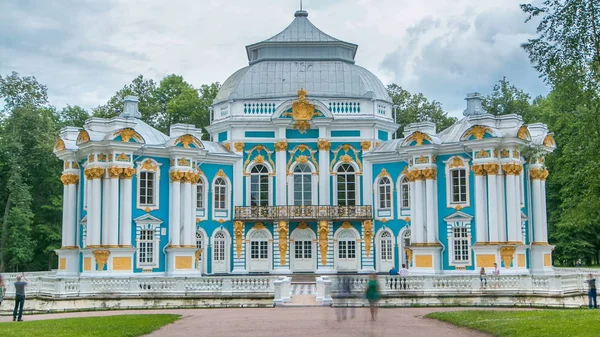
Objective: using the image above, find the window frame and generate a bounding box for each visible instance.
[249,164,270,207]
[334,163,360,206]
[136,159,161,211]
[444,156,471,208]
[212,174,232,220]
[375,174,393,219]
[134,217,162,270]
[196,175,207,219]
[444,212,473,267]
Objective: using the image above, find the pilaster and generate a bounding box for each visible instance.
[275,140,288,205]
[317,139,330,205]
[232,220,247,274]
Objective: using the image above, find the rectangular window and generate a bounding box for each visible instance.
[139,171,155,206]
[251,241,268,259]
[401,183,410,208]
[347,241,356,259]
[338,241,347,259]
[451,169,467,203]
[452,227,469,262]
[379,184,391,209]
[138,229,154,265]
[295,242,303,259]
[303,241,311,258]
[215,185,226,210]
[215,240,225,261]
[381,239,392,261]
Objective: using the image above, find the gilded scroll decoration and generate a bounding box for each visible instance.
[318,220,329,265]
[234,221,244,259]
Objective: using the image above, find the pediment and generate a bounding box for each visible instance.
[133,214,163,224]
[443,211,473,222]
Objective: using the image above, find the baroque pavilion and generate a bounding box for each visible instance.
[53,9,556,277]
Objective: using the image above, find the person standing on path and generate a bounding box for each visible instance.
[585,273,597,309]
[13,274,28,321]
[479,267,487,289]
[365,274,380,321]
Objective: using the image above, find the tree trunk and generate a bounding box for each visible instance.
[590,0,600,73]
[0,195,12,272]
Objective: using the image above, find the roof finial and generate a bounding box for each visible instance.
[300,0,303,10]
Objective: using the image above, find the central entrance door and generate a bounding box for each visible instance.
[291,228,315,272]
[336,229,358,272]
[212,231,228,274]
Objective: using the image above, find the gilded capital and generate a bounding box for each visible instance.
[107,166,123,178]
[183,171,196,183]
[93,249,110,271]
[84,167,105,180]
[60,174,80,185]
[170,170,185,183]
[530,167,549,181]
[483,163,500,175]
[471,164,486,176]
[317,139,331,151]
[275,140,288,152]
[223,142,231,151]
[422,168,437,180]
[360,141,371,151]
[234,142,245,152]
[122,167,135,179]
[502,163,523,176]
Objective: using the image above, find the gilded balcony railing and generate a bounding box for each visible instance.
[234,205,372,221]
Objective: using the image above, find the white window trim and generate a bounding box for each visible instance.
[443,156,471,208]
[332,161,361,206]
[374,175,393,220]
[245,228,273,272]
[396,174,411,217]
[397,227,411,268]
[288,161,318,206]
[290,227,317,272]
[444,211,473,267]
[136,159,162,211]
[196,175,208,220]
[212,175,232,221]
[245,162,274,207]
[211,229,231,274]
[375,228,395,272]
[134,215,163,270]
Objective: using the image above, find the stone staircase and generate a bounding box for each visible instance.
[287,274,318,306]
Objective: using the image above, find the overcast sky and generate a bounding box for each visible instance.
[0,0,546,117]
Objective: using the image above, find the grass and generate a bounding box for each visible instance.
[0,314,180,337]
[426,310,600,337]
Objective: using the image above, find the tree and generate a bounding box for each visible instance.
[92,75,159,124]
[0,72,48,113]
[58,105,89,128]
[483,77,534,122]
[386,84,457,137]
[521,0,600,85]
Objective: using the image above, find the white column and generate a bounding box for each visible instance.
[487,165,499,242]
[170,178,181,246]
[512,166,523,243]
[90,176,102,247]
[532,177,543,243]
[66,183,78,247]
[61,183,69,247]
[413,175,425,244]
[505,172,518,242]
[108,171,120,246]
[474,167,488,243]
[182,180,193,246]
[363,160,373,207]
[275,143,287,205]
[496,171,507,242]
[119,169,133,246]
[540,175,549,242]
[233,143,244,207]
[409,178,416,244]
[191,179,198,244]
[101,173,110,246]
[425,172,436,243]
[318,140,330,205]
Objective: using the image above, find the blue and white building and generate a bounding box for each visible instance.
[54,9,556,277]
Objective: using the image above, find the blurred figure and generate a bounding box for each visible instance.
[0,274,5,307]
[480,267,487,289]
[365,273,380,321]
[586,273,597,309]
[336,276,355,321]
[399,264,409,289]
[577,258,582,268]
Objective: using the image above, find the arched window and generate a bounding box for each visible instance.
[400,176,410,208]
[337,164,356,206]
[250,164,269,206]
[378,177,392,209]
[293,164,312,206]
[380,231,393,261]
[214,232,226,261]
[214,178,227,210]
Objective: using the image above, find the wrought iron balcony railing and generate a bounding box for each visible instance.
[234,205,372,221]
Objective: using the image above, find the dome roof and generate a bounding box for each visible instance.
[214,10,391,104]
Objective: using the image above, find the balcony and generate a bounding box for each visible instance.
[234,205,373,221]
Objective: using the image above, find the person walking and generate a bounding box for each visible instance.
[577,259,582,268]
[13,274,28,322]
[586,273,597,309]
[365,274,381,321]
[480,267,487,289]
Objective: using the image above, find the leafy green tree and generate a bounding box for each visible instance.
[386,84,457,137]
[483,77,534,122]
[0,72,48,113]
[58,105,89,128]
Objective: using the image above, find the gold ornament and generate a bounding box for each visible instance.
[60,174,79,185]
[500,246,516,269]
[54,138,66,151]
[483,163,500,175]
[297,222,309,229]
[278,221,288,265]
[363,220,373,258]
[107,166,123,178]
[378,168,390,178]
[175,134,202,148]
[463,125,492,140]
[405,131,432,146]
[360,141,371,151]
[281,88,322,133]
[77,130,90,144]
[177,157,190,166]
[472,164,486,176]
[318,220,329,265]
[223,143,231,151]
[234,221,244,259]
[84,167,105,180]
[122,167,135,179]
[449,156,465,168]
[296,155,308,164]
[114,128,142,143]
[422,168,437,180]
[169,171,184,182]
[116,153,129,162]
[502,163,523,175]
[93,249,110,271]
[216,169,226,177]
[416,155,429,164]
[254,155,265,164]
[141,159,158,171]
[475,149,490,159]
[234,142,245,152]
[275,140,288,152]
[543,134,556,147]
[517,126,530,140]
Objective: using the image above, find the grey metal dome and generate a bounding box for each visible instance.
[214,10,391,104]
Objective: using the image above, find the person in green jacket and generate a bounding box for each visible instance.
[365,273,380,321]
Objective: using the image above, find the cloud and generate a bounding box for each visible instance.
[0,0,547,116]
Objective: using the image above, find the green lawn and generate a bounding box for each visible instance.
[0,314,180,337]
[427,310,600,337]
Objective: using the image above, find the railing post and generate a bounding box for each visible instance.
[273,278,283,305]
[222,278,233,295]
[322,277,333,305]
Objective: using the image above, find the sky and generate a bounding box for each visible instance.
[0,0,547,118]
